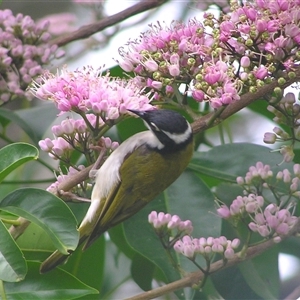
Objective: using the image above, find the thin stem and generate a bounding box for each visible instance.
[218,123,225,145]
[0,281,7,300]
[1,218,21,226]
[2,179,56,184]
[36,158,55,172]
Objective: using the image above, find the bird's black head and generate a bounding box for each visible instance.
[128,109,193,153]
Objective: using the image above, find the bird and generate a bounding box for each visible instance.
[40,108,194,273]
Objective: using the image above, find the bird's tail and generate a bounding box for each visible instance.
[39,250,71,274]
[40,219,96,274]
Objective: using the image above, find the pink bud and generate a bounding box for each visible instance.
[254,66,268,80]
[240,56,251,68]
[263,132,276,144]
[231,238,240,249]
[217,205,231,218]
[249,222,258,232]
[257,225,271,237]
[148,211,158,224]
[144,60,158,72]
[168,64,180,77]
[224,247,235,259]
[276,223,289,235]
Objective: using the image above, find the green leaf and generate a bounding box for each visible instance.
[4,261,98,300]
[0,188,79,254]
[238,249,279,300]
[168,170,220,239]
[62,235,106,294]
[190,143,292,183]
[131,253,155,291]
[109,224,137,259]
[116,116,145,141]
[211,265,263,299]
[0,143,38,183]
[0,108,39,144]
[16,103,59,144]
[123,193,182,292]
[0,220,27,282]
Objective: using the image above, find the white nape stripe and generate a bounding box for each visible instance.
[82,131,162,224]
[162,124,192,144]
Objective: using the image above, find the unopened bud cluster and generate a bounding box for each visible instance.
[248,203,298,241]
[264,92,300,162]
[217,162,299,240]
[148,211,240,265]
[148,211,193,236]
[174,235,240,260]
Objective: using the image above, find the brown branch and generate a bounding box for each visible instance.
[51,0,168,47]
[125,219,300,300]
[284,285,300,300]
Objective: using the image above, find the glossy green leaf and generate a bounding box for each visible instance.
[123,193,182,296]
[116,116,145,141]
[4,261,98,300]
[16,103,59,144]
[109,224,136,259]
[168,170,220,239]
[62,235,106,294]
[238,250,279,300]
[0,188,79,254]
[0,108,39,144]
[0,143,38,183]
[190,143,292,182]
[0,220,27,282]
[212,265,263,299]
[131,253,155,291]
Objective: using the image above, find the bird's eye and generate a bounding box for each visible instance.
[150,122,160,131]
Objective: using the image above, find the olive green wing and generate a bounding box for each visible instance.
[84,143,192,249]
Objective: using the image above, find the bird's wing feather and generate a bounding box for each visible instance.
[83,142,193,249]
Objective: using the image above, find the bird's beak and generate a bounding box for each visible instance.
[127,109,145,118]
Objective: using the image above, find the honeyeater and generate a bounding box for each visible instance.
[40,108,194,273]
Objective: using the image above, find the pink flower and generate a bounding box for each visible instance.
[217,205,231,218]
[254,66,268,80]
[31,66,154,119]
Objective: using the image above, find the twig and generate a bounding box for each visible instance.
[125,219,300,300]
[284,285,300,300]
[51,0,168,47]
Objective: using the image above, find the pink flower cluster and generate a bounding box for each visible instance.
[264,92,300,162]
[31,66,153,119]
[174,235,240,260]
[217,162,300,239]
[0,9,62,103]
[248,203,298,240]
[217,194,264,218]
[148,211,193,235]
[217,0,300,79]
[118,0,300,109]
[118,19,240,108]
[236,162,300,198]
[236,161,273,185]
